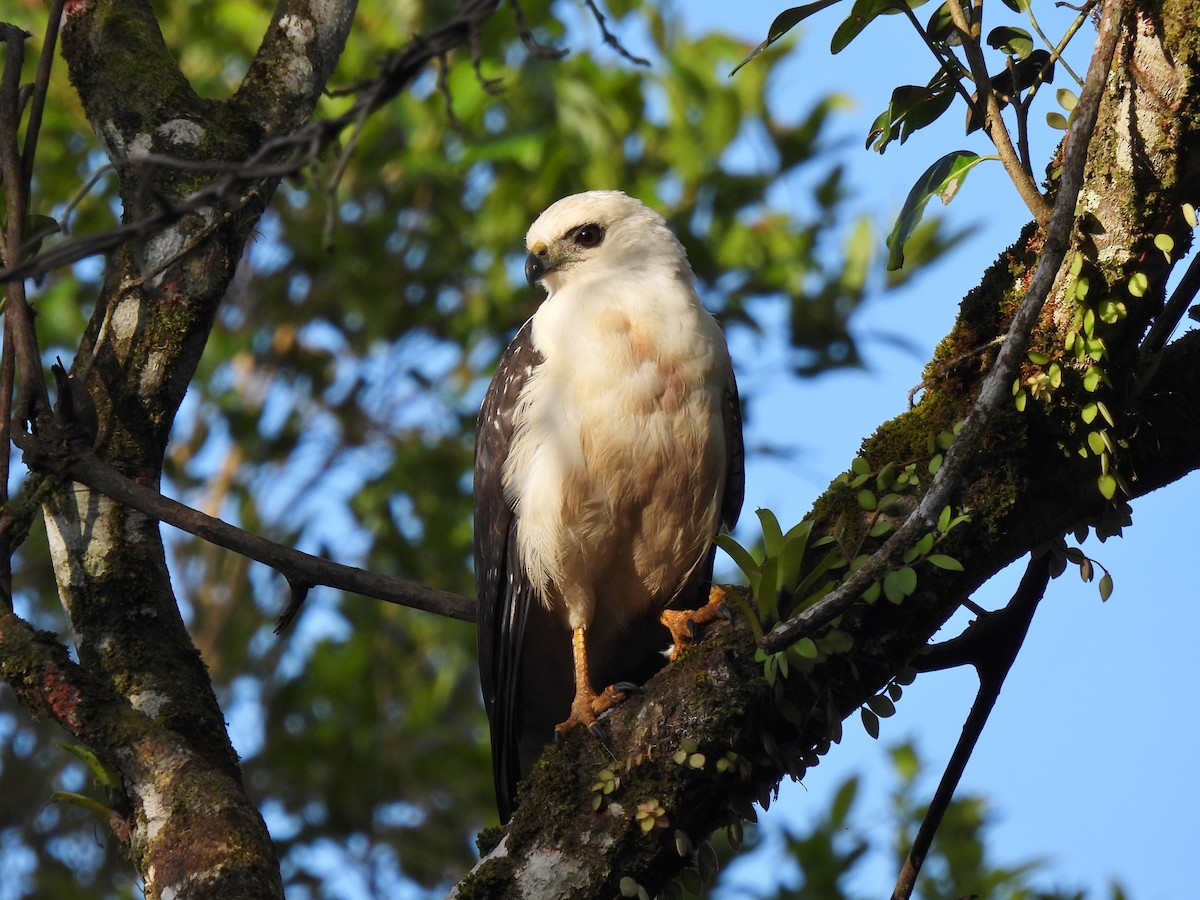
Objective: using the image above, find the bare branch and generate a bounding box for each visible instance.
[1142,247,1200,353]
[13,426,475,624]
[893,554,1051,900]
[0,25,50,422]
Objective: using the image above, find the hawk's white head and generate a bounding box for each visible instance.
[524,191,692,297]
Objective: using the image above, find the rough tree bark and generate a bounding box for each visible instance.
[0,0,1196,898]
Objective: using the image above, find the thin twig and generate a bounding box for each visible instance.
[1027,0,1093,87]
[20,0,66,189]
[947,0,1052,222]
[0,25,50,422]
[582,0,650,67]
[508,0,569,60]
[892,554,1051,900]
[0,317,12,603]
[761,0,1128,655]
[898,5,976,108]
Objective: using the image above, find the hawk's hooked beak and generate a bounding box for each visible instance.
[525,252,546,287]
[525,241,552,288]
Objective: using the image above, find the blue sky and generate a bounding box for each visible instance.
[667,2,1200,898]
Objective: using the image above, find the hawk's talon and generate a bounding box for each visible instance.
[660,585,729,657]
[554,679,632,741]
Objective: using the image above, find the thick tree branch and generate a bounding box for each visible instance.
[237,0,359,135]
[762,0,1128,654]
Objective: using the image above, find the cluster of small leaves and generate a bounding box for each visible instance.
[1044,533,1114,601]
[1013,251,1151,501]
[732,0,1095,269]
[589,767,622,811]
[860,665,917,739]
[671,738,708,771]
[754,624,855,690]
[634,798,670,833]
[720,433,967,691]
[839,443,969,606]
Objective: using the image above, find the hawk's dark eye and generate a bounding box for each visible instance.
[572,224,605,248]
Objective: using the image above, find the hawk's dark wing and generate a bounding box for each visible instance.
[474,317,542,823]
[721,363,746,535]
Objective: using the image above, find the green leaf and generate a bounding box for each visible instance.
[48,791,118,821]
[1098,473,1118,500]
[1154,232,1175,261]
[867,694,896,717]
[756,507,785,556]
[716,534,759,581]
[856,489,878,511]
[869,518,893,538]
[831,0,921,54]
[924,1,960,42]
[926,553,964,571]
[1184,202,1198,228]
[886,151,985,270]
[987,25,1033,59]
[1046,111,1069,130]
[778,529,811,594]
[730,1,845,75]
[794,636,819,659]
[883,566,917,603]
[861,706,880,739]
[755,555,780,620]
[1099,572,1114,601]
[867,82,956,153]
[1128,272,1149,297]
[57,743,122,789]
[875,462,896,491]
